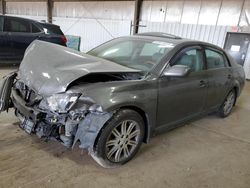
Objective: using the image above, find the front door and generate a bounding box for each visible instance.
[224,32,250,66]
[157,46,207,128]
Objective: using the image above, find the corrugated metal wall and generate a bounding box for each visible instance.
[140,0,250,30]
[53,2,134,21]
[53,17,131,52]
[52,1,133,51]
[138,22,233,48]
[6,2,47,18]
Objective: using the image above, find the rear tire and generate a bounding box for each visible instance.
[92,109,145,168]
[218,90,236,117]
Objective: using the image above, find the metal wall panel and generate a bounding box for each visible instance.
[149,1,167,22]
[165,1,184,23]
[217,0,244,26]
[181,0,201,24]
[6,2,46,17]
[198,0,221,25]
[53,1,134,21]
[53,17,131,52]
[139,21,231,47]
[140,1,152,22]
[239,0,250,32]
[140,0,248,28]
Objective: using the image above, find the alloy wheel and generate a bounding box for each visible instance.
[105,120,141,163]
[223,91,235,115]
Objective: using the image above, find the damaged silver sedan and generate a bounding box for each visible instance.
[0,33,245,167]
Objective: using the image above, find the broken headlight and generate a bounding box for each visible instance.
[40,93,81,113]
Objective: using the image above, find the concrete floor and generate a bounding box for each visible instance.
[0,67,250,188]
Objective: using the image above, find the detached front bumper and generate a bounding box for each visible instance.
[11,88,42,123]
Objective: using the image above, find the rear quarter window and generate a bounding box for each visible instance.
[31,23,41,33]
[205,49,227,69]
[41,24,63,35]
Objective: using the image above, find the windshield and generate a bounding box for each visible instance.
[88,38,175,72]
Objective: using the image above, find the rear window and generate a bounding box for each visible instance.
[31,23,41,33]
[0,17,3,31]
[4,17,31,33]
[41,24,63,35]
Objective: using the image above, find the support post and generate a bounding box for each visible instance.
[133,0,142,35]
[1,0,6,15]
[47,0,53,23]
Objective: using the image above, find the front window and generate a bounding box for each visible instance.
[173,48,204,72]
[88,38,175,72]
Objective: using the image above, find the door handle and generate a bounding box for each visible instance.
[199,80,207,88]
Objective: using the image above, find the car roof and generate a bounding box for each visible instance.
[130,32,223,51]
[0,15,60,27]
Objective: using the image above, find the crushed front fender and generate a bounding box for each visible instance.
[73,112,112,152]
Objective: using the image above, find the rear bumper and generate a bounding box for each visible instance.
[11,88,42,122]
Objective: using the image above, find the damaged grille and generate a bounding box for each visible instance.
[15,80,42,104]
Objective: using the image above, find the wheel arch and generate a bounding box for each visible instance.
[93,105,151,151]
[118,105,150,144]
[232,86,239,105]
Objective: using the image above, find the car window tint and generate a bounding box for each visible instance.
[223,54,230,67]
[31,23,41,33]
[205,49,225,69]
[98,41,133,57]
[140,43,164,56]
[4,18,31,33]
[88,39,174,72]
[41,24,63,35]
[0,17,3,32]
[174,49,203,72]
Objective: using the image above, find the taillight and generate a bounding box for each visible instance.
[60,36,67,45]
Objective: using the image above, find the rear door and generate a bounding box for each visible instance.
[4,17,42,61]
[0,16,13,61]
[203,47,232,111]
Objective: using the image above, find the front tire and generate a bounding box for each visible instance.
[218,90,236,117]
[93,109,145,168]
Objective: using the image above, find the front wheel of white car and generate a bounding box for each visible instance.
[92,109,145,168]
[218,90,236,117]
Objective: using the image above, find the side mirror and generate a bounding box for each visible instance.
[163,65,191,77]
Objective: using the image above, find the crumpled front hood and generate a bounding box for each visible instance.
[19,40,140,96]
